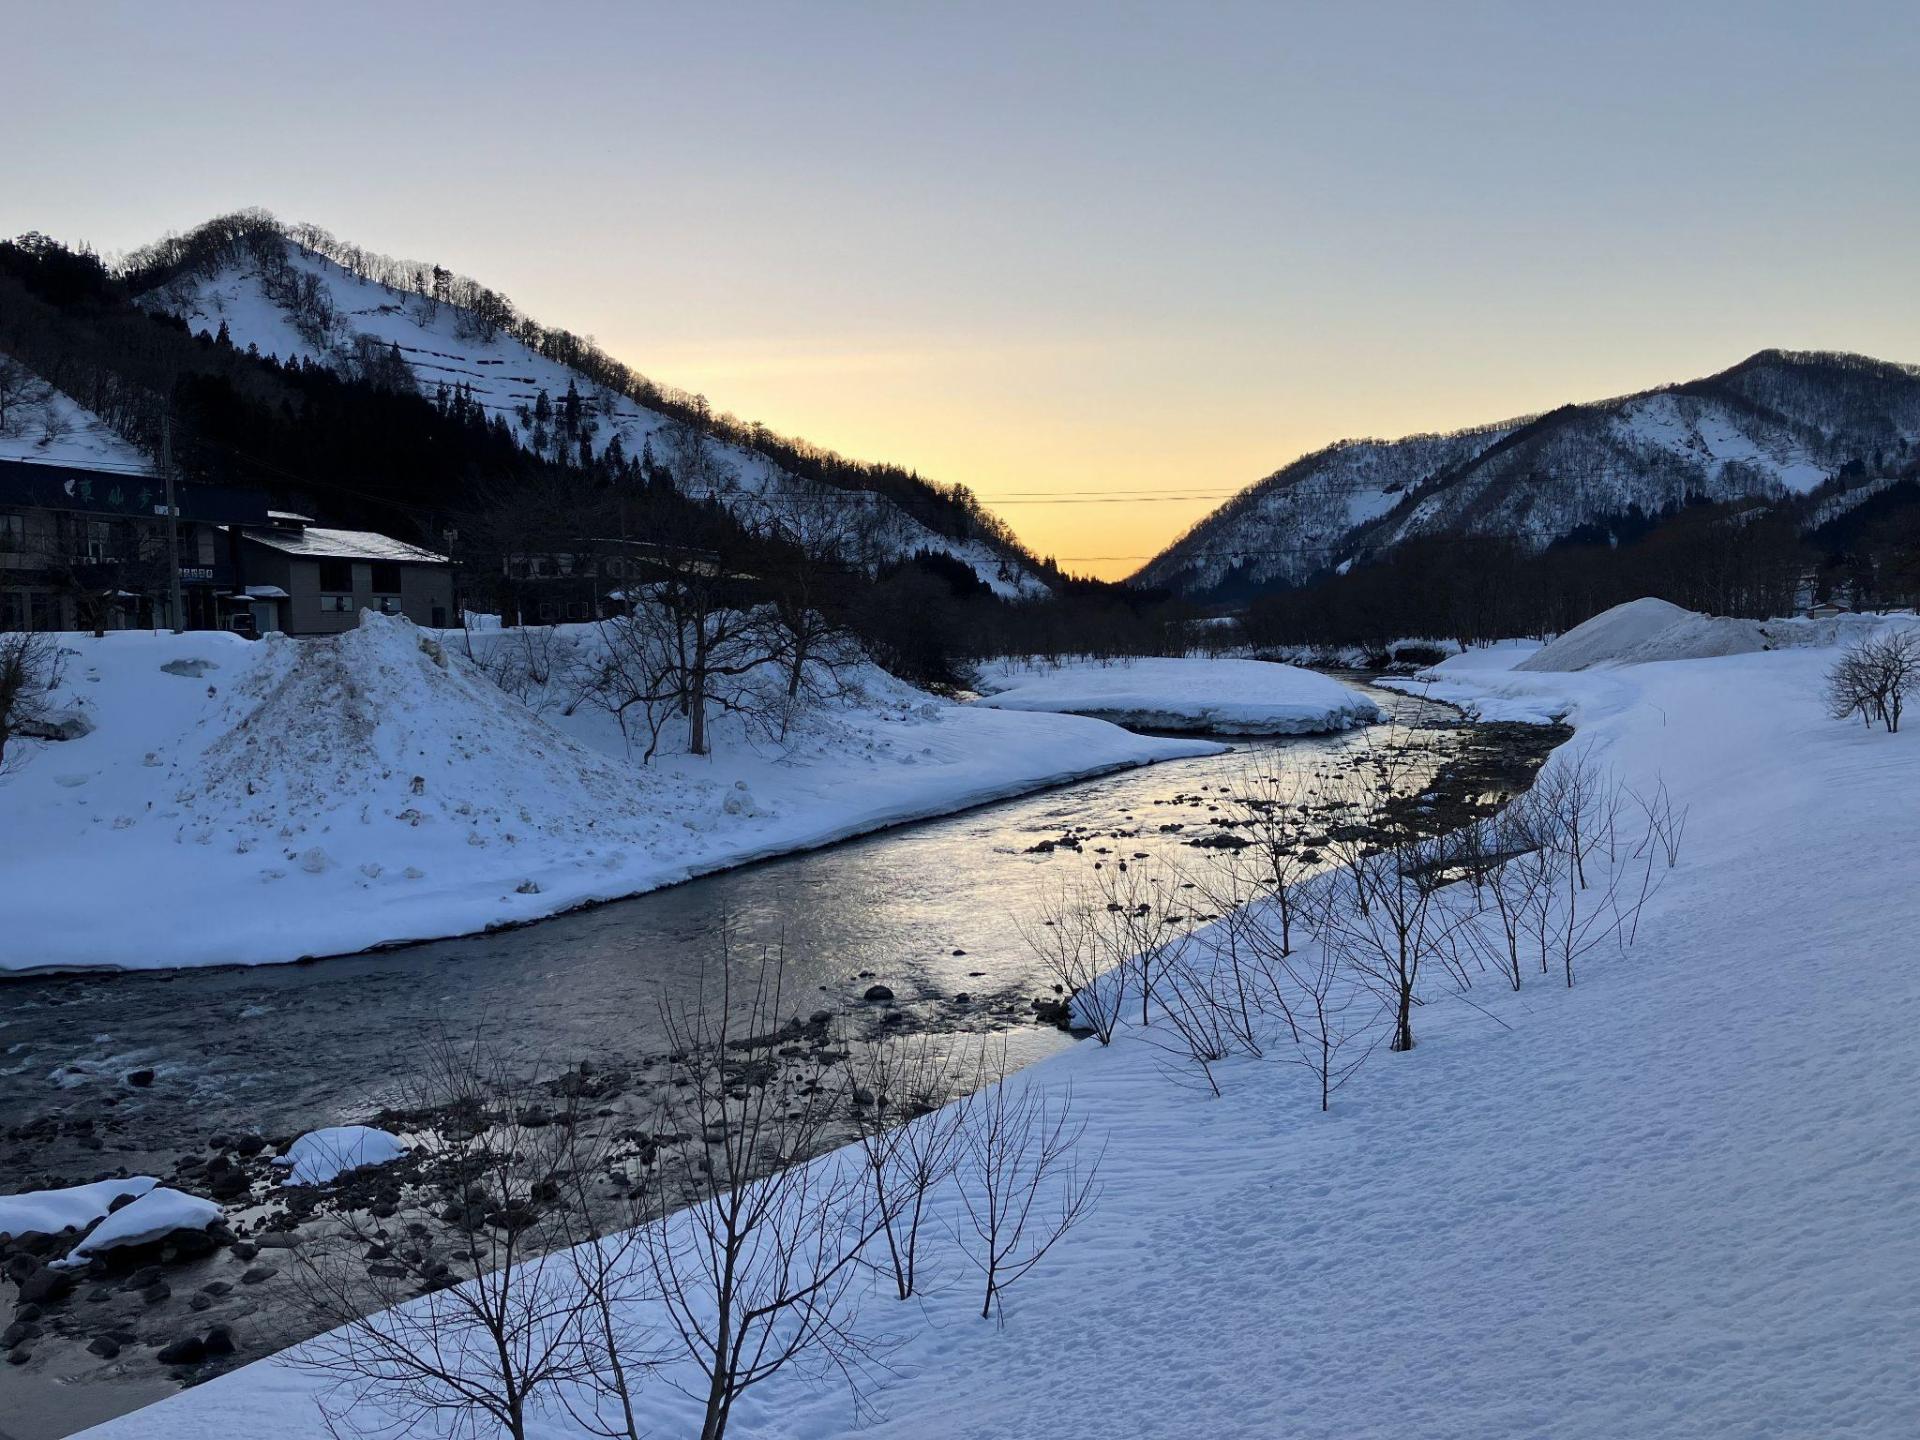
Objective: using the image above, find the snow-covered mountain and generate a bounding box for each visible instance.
[128,217,1047,598]
[1139,350,1920,596]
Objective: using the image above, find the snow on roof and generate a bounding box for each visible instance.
[267,509,315,524]
[241,524,448,565]
[244,585,291,599]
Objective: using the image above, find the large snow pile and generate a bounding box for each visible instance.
[1515,597,1885,672]
[81,638,1920,1438]
[1515,597,1698,671]
[0,616,1218,970]
[274,1126,408,1187]
[972,657,1382,734]
[49,1188,221,1270]
[0,1177,157,1243]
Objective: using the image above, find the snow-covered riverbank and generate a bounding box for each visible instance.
[72,623,1920,1437]
[0,619,1226,972]
[972,655,1383,733]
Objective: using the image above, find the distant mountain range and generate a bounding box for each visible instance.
[1138,349,1920,598]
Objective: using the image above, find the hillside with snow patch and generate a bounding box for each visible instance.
[132,228,1045,598]
[1141,350,1920,596]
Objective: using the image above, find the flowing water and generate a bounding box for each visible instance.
[1,687,1475,1183]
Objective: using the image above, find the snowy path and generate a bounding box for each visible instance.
[72,642,1920,1437]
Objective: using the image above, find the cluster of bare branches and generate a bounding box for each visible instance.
[1825,630,1920,733]
[1018,859,1192,1045]
[0,630,64,776]
[1048,736,1687,1115]
[291,942,1102,1440]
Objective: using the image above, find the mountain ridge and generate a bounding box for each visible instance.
[1138,348,1920,598]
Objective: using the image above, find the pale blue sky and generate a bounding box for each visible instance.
[5,1,1916,571]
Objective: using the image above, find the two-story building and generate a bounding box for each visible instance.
[230,511,453,635]
[0,459,265,632]
[2,461,454,636]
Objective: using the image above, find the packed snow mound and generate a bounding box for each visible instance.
[49,1187,221,1269]
[1517,599,1699,671]
[973,657,1383,734]
[0,1177,158,1242]
[1516,599,1878,672]
[275,1126,408,1187]
[180,611,698,844]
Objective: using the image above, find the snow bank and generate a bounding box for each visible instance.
[1515,597,1697,671]
[973,657,1382,734]
[1512,597,1888,672]
[82,636,1920,1438]
[0,1177,157,1242]
[0,616,1218,971]
[49,1188,221,1270]
[274,1126,408,1187]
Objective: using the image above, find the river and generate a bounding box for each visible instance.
[0,686,1497,1183]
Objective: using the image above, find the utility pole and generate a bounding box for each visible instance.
[162,412,185,633]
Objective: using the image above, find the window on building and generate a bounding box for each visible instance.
[369,561,402,592]
[0,514,25,551]
[320,594,356,613]
[317,559,354,592]
[79,519,117,563]
[378,596,401,615]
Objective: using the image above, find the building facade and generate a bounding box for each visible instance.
[0,459,265,632]
[232,512,452,635]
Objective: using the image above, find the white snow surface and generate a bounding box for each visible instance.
[0,1177,158,1242]
[139,240,1045,599]
[0,370,154,473]
[49,1188,221,1270]
[1514,597,1881,673]
[81,632,1920,1437]
[0,614,1218,971]
[274,1127,408,1187]
[972,656,1383,734]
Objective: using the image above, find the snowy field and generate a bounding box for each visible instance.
[972,655,1383,733]
[0,617,1224,971]
[72,614,1920,1437]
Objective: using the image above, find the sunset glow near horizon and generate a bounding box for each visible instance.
[7,1,1917,578]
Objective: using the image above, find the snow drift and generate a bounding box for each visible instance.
[1515,596,1884,672]
[972,657,1382,734]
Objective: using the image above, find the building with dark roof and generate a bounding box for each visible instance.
[0,458,265,632]
[232,512,452,634]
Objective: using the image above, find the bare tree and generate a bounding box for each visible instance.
[0,631,64,776]
[842,1034,973,1300]
[1825,630,1920,733]
[1221,755,1320,953]
[287,1040,616,1440]
[1319,832,1479,1053]
[641,942,889,1440]
[955,1069,1102,1323]
[0,355,53,435]
[1015,879,1129,1045]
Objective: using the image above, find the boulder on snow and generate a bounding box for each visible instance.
[0,1177,159,1245]
[15,710,93,742]
[863,984,895,1003]
[48,1188,223,1271]
[273,1126,408,1187]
